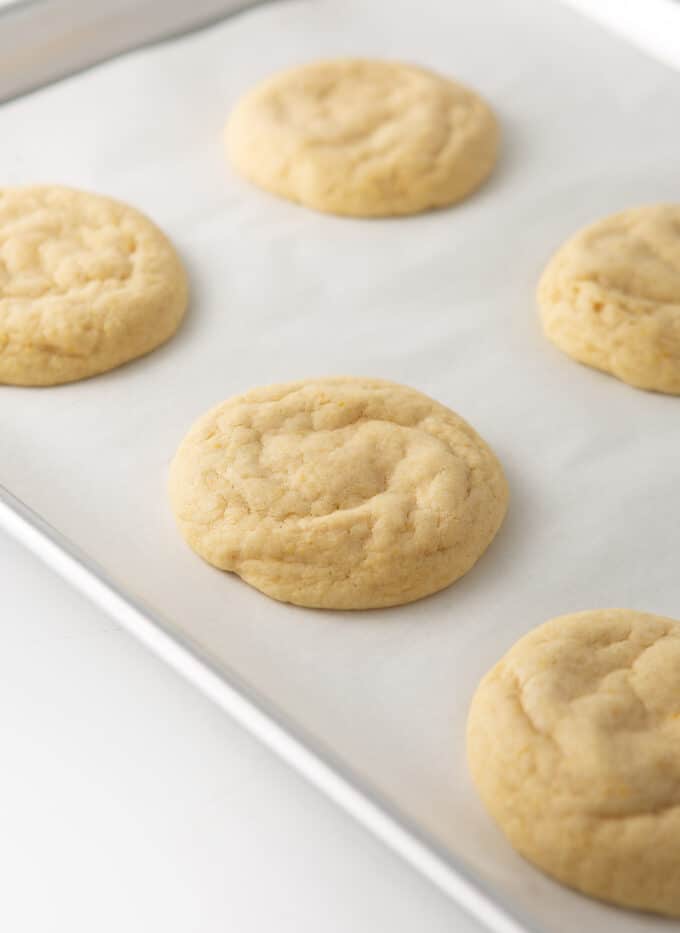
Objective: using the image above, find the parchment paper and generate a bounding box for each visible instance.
[1,1,679,930]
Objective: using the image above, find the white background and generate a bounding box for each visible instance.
[0,528,482,933]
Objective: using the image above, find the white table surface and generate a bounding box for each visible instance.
[0,527,484,933]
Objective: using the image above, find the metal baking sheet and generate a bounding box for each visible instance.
[1,1,679,931]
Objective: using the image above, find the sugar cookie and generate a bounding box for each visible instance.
[538,205,680,394]
[225,60,499,217]
[0,186,188,385]
[467,609,680,917]
[169,377,508,609]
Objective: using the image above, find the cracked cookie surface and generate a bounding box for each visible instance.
[0,186,188,385]
[467,609,680,916]
[538,204,680,394]
[225,60,498,217]
[169,377,508,609]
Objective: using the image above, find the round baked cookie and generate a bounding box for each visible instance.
[0,186,188,386]
[538,204,680,394]
[467,609,680,917]
[225,60,499,217]
[169,377,508,609]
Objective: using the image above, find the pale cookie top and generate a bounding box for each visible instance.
[169,377,508,610]
[225,60,499,217]
[467,609,680,916]
[0,186,188,386]
[538,204,680,394]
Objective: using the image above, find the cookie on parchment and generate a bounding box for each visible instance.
[538,205,680,394]
[467,608,680,917]
[0,186,188,386]
[169,377,508,609]
[225,60,499,217]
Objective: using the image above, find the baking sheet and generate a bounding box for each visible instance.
[1,1,679,930]
[0,0,260,101]
[560,0,680,73]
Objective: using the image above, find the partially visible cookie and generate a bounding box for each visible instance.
[0,186,188,386]
[169,377,508,609]
[538,205,680,394]
[467,609,680,917]
[225,60,499,217]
